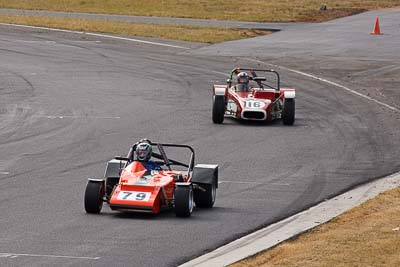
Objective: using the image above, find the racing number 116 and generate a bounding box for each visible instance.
[244,100,263,108]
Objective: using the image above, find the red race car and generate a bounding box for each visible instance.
[84,140,218,217]
[212,68,295,125]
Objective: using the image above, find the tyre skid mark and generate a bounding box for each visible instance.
[219,180,290,186]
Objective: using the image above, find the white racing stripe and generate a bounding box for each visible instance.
[243,58,400,112]
[0,252,99,260]
[0,23,189,50]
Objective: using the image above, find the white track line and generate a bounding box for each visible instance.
[31,115,121,119]
[243,58,400,112]
[211,70,229,76]
[181,172,400,267]
[0,23,189,50]
[0,114,120,119]
[0,172,9,175]
[0,252,99,260]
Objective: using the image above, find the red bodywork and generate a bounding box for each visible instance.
[213,85,295,121]
[109,161,183,214]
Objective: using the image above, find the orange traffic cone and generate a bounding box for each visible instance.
[371,16,382,35]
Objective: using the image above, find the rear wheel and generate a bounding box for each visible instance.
[282,99,295,125]
[194,182,216,208]
[212,95,225,124]
[84,181,105,214]
[174,186,194,217]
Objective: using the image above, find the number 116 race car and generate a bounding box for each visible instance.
[84,139,218,217]
[212,68,296,125]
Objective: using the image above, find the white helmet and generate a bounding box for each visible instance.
[237,72,249,84]
[136,142,152,162]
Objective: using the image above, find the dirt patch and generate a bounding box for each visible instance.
[296,8,367,22]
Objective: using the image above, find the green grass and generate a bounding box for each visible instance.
[0,0,400,22]
[0,14,269,43]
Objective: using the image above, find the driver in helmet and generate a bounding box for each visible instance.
[236,72,250,92]
[136,141,162,171]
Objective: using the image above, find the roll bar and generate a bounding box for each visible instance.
[228,67,280,90]
[125,140,195,177]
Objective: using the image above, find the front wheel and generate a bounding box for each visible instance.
[212,95,225,124]
[282,99,295,125]
[84,181,105,214]
[174,185,194,217]
[194,183,216,208]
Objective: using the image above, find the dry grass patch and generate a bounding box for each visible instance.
[231,187,400,266]
[0,14,268,43]
[0,1,400,22]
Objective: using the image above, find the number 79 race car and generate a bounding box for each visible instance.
[84,139,218,217]
[212,68,295,125]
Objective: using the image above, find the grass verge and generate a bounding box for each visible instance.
[231,187,400,266]
[0,1,400,22]
[0,14,269,43]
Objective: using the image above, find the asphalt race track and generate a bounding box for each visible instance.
[1,13,400,267]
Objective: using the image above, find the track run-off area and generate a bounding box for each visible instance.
[1,9,400,266]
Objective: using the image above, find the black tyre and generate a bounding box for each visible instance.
[84,181,105,214]
[212,95,225,124]
[282,99,295,125]
[194,183,216,208]
[174,186,194,217]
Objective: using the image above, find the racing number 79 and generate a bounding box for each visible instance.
[122,192,147,200]
[122,192,133,199]
[135,193,146,200]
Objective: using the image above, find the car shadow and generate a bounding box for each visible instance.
[97,205,227,220]
[218,117,306,127]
